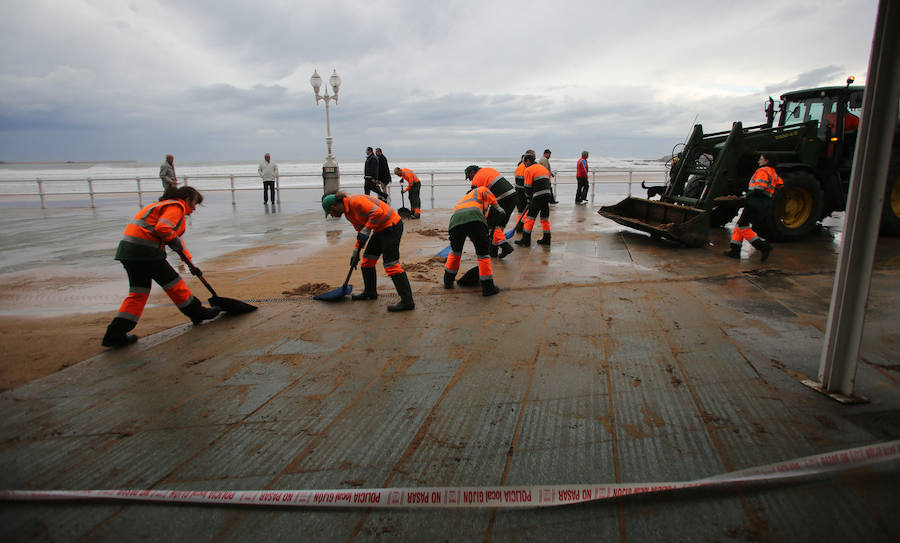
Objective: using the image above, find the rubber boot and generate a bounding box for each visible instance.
[183,298,222,325]
[489,245,499,258]
[515,222,523,233]
[751,239,772,262]
[723,243,741,259]
[499,242,514,259]
[536,232,551,246]
[481,278,500,297]
[515,232,531,247]
[443,270,456,289]
[352,267,378,300]
[387,272,415,312]
[101,317,138,348]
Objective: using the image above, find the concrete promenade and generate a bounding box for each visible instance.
[1,200,899,542]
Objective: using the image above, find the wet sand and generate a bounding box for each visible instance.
[0,212,453,391]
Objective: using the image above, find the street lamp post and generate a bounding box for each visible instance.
[311,69,342,195]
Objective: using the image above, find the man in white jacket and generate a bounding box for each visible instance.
[258,153,278,204]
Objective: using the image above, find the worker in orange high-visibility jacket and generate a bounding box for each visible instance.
[443,186,505,296]
[465,165,516,259]
[513,154,528,233]
[323,191,414,311]
[102,186,221,348]
[394,167,421,218]
[725,153,784,261]
[515,151,553,247]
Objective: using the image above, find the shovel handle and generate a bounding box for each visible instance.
[176,250,218,297]
[343,232,375,289]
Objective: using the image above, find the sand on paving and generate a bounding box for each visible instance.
[0,216,451,391]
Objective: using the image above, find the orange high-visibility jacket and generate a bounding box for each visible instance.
[470,167,515,201]
[524,163,552,198]
[449,186,500,230]
[514,162,526,188]
[116,199,193,261]
[748,166,784,197]
[398,168,420,191]
[343,194,401,243]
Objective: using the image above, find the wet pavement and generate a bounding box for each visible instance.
[1,200,899,541]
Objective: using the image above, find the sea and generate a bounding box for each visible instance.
[0,157,669,211]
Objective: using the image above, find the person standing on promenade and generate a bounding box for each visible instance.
[394,167,421,218]
[575,151,590,204]
[101,185,221,348]
[375,147,392,204]
[724,153,782,261]
[466,165,516,259]
[515,151,553,247]
[322,191,415,312]
[159,154,177,190]
[363,147,389,201]
[258,153,279,205]
[443,185,504,296]
[538,149,558,204]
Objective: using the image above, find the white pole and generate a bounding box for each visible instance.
[818,0,900,396]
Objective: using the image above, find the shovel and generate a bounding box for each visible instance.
[397,181,412,219]
[196,273,258,314]
[178,252,258,314]
[314,234,373,301]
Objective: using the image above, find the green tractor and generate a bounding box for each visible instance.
[599,81,900,246]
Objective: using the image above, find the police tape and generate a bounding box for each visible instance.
[1,439,897,509]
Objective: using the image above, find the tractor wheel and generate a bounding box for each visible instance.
[757,170,824,241]
[880,157,900,236]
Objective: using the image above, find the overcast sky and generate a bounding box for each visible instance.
[0,0,879,162]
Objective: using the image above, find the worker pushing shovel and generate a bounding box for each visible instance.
[102,186,224,348]
[321,191,415,311]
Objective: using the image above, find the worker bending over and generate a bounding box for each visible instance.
[102,186,221,347]
[394,167,421,218]
[323,191,414,311]
[443,186,505,296]
[515,151,553,247]
[725,153,783,261]
[465,165,516,259]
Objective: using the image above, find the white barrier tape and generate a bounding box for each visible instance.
[1,440,897,509]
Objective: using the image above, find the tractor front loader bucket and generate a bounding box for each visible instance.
[598,196,710,247]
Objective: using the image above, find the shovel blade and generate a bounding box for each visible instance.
[313,284,353,301]
[209,296,258,314]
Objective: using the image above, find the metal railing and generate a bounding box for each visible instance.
[0,168,668,209]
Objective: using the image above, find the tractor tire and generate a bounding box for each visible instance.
[757,170,824,241]
[880,157,900,236]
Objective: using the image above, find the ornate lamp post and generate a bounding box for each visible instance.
[311,69,342,195]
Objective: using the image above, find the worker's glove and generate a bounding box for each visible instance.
[350,249,360,269]
[357,228,371,246]
[187,263,203,277]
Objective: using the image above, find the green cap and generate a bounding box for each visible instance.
[464,165,479,179]
[322,194,337,216]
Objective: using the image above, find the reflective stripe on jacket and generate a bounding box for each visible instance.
[399,168,420,191]
[748,166,784,197]
[343,194,401,235]
[449,186,500,230]
[116,199,192,261]
[524,163,552,197]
